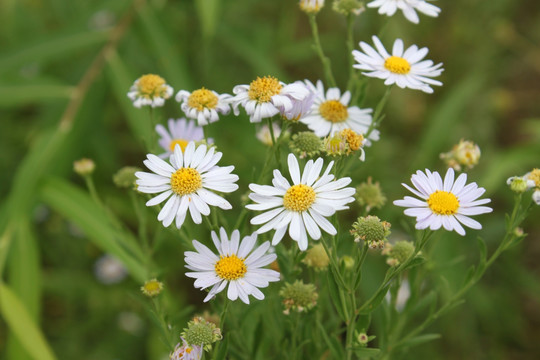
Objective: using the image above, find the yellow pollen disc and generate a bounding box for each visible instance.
[283,184,316,212]
[186,348,192,354]
[214,255,247,280]
[144,281,160,293]
[170,168,202,196]
[340,129,364,151]
[427,191,460,215]
[169,139,189,152]
[319,100,348,123]
[528,168,540,188]
[248,76,283,103]
[138,74,166,97]
[384,56,411,74]
[187,87,218,111]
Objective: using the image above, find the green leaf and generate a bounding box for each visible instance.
[326,269,347,321]
[397,334,441,349]
[214,336,229,360]
[403,256,426,270]
[359,285,390,314]
[40,177,147,282]
[0,84,73,107]
[351,347,381,358]
[317,320,345,360]
[0,30,108,73]
[0,283,57,360]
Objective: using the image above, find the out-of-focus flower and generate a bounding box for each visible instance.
[302,244,329,271]
[156,118,209,158]
[382,240,415,266]
[256,123,283,146]
[170,337,203,360]
[333,0,365,15]
[247,154,355,251]
[140,279,164,297]
[367,0,440,24]
[356,177,387,212]
[184,228,280,304]
[73,158,95,176]
[94,254,127,285]
[299,0,325,14]
[280,280,318,314]
[113,166,141,189]
[394,168,492,235]
[127,74,173,108]
[440,139,481,171]
[176,88,231,126]
[353,36,443,93]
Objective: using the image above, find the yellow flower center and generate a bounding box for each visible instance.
[283,184,316,212]
[187,87,218,111]
[527,168,540,188]
[319,100,348,123]
[186,348,192,354]
[384,56,411,74]
[169,139,189,152]
[427,191,460,215]
[138,74,167,97]
[170,168,202,195]
[340,129,364,151]
[248,76,283,103]
[214,255,247,280]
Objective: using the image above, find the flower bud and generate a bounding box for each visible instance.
[356,177,386,212]
[289,131,323,159]
[299,0,325,14]
[440,139,481,171]
[141,278,164,297]
[350,216,391,249]
[302,244,329,271]
[182,317,222,352]
[113,166,141,189]
[73,158,95,176]
[279,280,318,314]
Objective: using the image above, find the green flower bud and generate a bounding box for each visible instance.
[113,166,141,189]
[182,317,222,352]
[302,244,330,271]
[333,0,365,16]
[350,216,391,249]
[356,177,386,212]
[73,158,95,176]
[279,280,318,314]
[385,241,415,266]
[289,131,323,159]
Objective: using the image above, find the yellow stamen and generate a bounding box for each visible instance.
[215,255,247,280]
[384,56,411,74]
[248,76,283,103]
[283,184,316,212]
[427,190,459,215]
[527,168,540,188]
[340,129,364,151]
[188,87,218,111]
[170,168,202,195]
[319,100,348,123]
[137,74,167,97]
[169,139,189,152]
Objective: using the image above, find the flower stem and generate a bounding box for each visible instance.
[309,14,337,88]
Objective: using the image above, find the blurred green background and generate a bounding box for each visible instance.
[1,0,540,359]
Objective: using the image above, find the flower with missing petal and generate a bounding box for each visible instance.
[176,88,232,126]
[353,36,443,93]
[127,74,173,108]
[367,0,440,24]
[301,80,379,143]
[394,168,492,235]
[156,118,210,158]
[231,76,311,123]
[135,142,238,228]
[184,228,280,304]
[247,153,355,251]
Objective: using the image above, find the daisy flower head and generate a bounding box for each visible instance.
[394,168,492,236]
[184,228,280,304]
[127,74,173,108]
[156,118,210,158]
[231,76,312,123]
[280,81,315,122]
[299,0,325,14]
[367,0,441,24]
[301,80,379,144]
[353,36,444,93]
[247,153,355,251]
[135,142,238,229]
[176,87,232,126]
[170,337,202,360]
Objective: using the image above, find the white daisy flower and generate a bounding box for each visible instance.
[394,168,492,236]
[155,118,210,158]
[127,74,173,108]
[175,87,232,126]
[280,81,315,122]
[300,80,379,144]
[170,337,202,360]
[246,153,355,251]
[367,0,440,24]
[135,142,238,228]
[352,36,444,93]
[184,228,280,304]
[231,76,312,123]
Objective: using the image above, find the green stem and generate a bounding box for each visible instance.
[346,14,358,93]
[366,86,392,139]
[152,297,174,351]
[84,175,103,207]
[308,14,337,88]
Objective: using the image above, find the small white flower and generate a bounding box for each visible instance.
[175,88,232,126]
[367,0,440,24]
[301,80,379,144]
[299,0,325,13]
[94,255,127,285]
[353,36,443,93]
[247,153,355,251]
[280,81,315,121]
[231,76,312,123]
[170,337,202,360]
[156,118,210,158]
[127,74,173,108]
[184,228,280,304]
[135,142,238,228]
[256,123,283,146]
[394,168,492,236]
